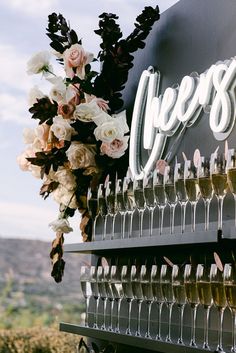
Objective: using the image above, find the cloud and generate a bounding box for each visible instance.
[1,0,59,17]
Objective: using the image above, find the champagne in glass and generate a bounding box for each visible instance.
[116,179,127,239]
[110,265,124,333]
[151,265,164,340]
[97,266,108,330]
[153,170,166,235]
[97,183,108,240]
[121,265,134,335]
[175,163,188,233]
[87,187,98,241]
[123,174,136,238]
[133,178,146,237]
[172,265,186,345]
[131,265,143,337]
[210,263,227,353]
[90,267,99,329]
[164,166,178,234]
[196,264,212,350]
[226,149,236,227]
[143,173,156,236]
[80,266,93,327]
[105,181,117,240]
[140,265,154,338]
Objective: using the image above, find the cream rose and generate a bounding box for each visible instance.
[27,50,52,75]
[30,164,42,179]
[48,76,67,103]
[73,99,101,122]
[52,184,78,209]
[28,86,45,106]
[66,141,96,170]
[35,124,50,148]
[49,218,73,233]
[50,116,75,141]
[63,44,93,79]
[54,168,76,191]
[17,148,35,171]
[100,136,129,159]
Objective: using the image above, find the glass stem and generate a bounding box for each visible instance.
[121,213,126,239]
[190,305,197,346]
[156,302,163,340]
[203,306,210,349]
[217,308,225,351]
[115,299,121,333]
[139,210,144,237]
[181,203,186,233]
[159,207,164,235]
[166,303,173,342]
[103,215,108,240]
[145,301,152,338]
[93,298,99,329]
[178,305,185,344]
[218,196,224,231]
[109,300,114,331]
[101,299,107,330]
[232,309,236,352]
[136,300,142,336]
[129,211,134,238]
[85,297,90,327]
[170,205,176,234]
[92,216,97,242]
[126,299,132,335]
[204,199,210,231]
[149,208,154,236]
[191,202,197,232]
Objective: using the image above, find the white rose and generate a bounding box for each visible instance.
[73,99,101,122]
[32,137,43,152]
[52,184,78,209]
[29,164,42,179]
[50,116,75,141]
[100,136,129,159]
[28,86,45,106]
[49,218,73,233]
[48,76,67,103]
[27,50,52,75]
[23,127,36,144]
[54,168,76,191]
[66,142,96,170]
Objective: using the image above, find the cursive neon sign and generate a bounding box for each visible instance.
[129,58,236,179]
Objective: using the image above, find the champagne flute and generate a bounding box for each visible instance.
[103,266,114,331]
[174,163,188,233]
[151,264,164,340]
[223,263,236,352]
[160,264,175,342]
[90,266,99,329]
[116,179,127,239]
[140,264,154,338]
[80,265,93,327]
[184,264,200,347]
[121,265,134,335]
[172,264,186,345]
[110,265,124,333]
[97,183,108,240]
[197,157,214,231]
[184,160,200,232]
[123,174,136,238]
[196,264,212,350]
[97,266,108,330]
[164,166,178,234]
[87,187,98,241]
[210,263,227,352]
[105,181,117,240]
[131,265,143,337]
[143,173,156,236]
[226,149,236,226]
[133,178,146,237]
[153,169,166,235]
[210,153,227,231]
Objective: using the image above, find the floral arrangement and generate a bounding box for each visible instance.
[17,8,160,282]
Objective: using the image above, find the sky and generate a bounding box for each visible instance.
[0,0,179,243]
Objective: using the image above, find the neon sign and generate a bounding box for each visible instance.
[129,58,236,179]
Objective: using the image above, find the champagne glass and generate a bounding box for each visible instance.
[184,160,200,232]
[90,266,99,329]
[143,173,156,236]
[172,264,186,345]
[97,266,108,330]
[160,264,175,342]
[223,263,236,352]
[164,166,178,234]
[121,265,134,335]
[103,266,114,331]
[196,264,212,350]
[110,265,124,333]
[80,266,93,327]
[116,179,127,239]
[105,181,117,240]
[184,264,200,347]
[123,175,136,238]
[97,183,108,240]
[140,264,154,338]
[87,187,98,241]
[226,149,236,226]
[210,153,227,231]
[197,157,214,231]
[210,263,227,352]
[133,178,146,237]
[131,265,143,337]
[151,265,164,340]
[174,163,188,233]
[153,169,166,235]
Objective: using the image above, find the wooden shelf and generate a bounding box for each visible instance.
[60,323,213,353]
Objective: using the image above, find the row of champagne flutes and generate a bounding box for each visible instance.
[87,147,236,240]
[80,261,236,352]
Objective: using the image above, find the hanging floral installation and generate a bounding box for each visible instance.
[17,7,160,282]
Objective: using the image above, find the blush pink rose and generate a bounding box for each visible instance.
[17,148,35,171]
[156,159,168,175]
[35,124,50,149]
[58,101,75,119]
[100,136,129,159]
[63,44,93,79]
